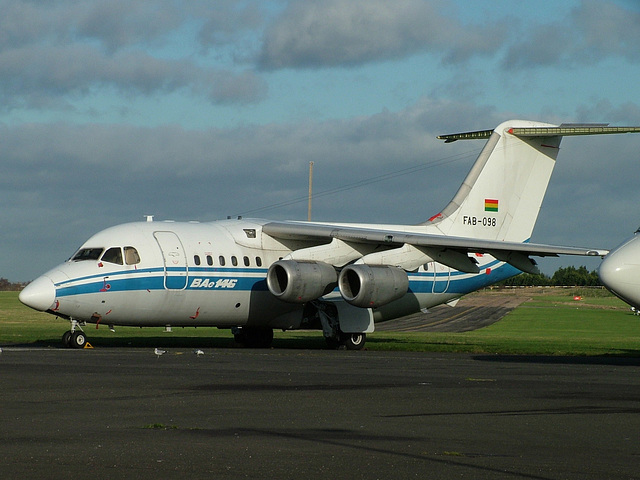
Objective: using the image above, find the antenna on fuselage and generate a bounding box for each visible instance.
[144,215,154,222]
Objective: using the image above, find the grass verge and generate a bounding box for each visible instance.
[2,290,639,355]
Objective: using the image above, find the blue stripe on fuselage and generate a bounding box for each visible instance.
[54,262,521,299]
[407,260,520,294]
[55,267,270,297]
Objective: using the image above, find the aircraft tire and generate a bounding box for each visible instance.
[341,333,366,350]
[70,331,87,349]
[62,331,73,348]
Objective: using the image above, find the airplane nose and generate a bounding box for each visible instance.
[597,256,620,290]
[19,275,56,311]
[598,236,640,306]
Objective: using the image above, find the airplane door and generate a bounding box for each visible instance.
[431,262,450,294]
[154,231,188,290]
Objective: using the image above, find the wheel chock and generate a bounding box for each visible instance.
[83,342,94,349]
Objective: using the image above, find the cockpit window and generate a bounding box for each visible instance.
[124,246,141,265]
[101,247,123,265]
[71,248,104,261]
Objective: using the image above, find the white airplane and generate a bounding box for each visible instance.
[19,120,640,350]
[598,230,640,308]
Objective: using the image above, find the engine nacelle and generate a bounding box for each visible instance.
[338,264,409,308]
[267,260,337,303]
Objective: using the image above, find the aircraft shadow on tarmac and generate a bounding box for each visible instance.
[473,354,640,366]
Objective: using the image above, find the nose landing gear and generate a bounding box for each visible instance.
[62,319,88,349]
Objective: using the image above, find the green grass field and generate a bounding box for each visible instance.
[2,289,639,355]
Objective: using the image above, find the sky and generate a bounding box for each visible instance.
[3,0,640,282]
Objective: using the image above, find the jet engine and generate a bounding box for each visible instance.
[267,260,337,303]
[338,264,409,308]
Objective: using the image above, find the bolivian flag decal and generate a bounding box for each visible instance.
[484,198,499,212]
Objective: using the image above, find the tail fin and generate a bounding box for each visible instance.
[426,120,640,242]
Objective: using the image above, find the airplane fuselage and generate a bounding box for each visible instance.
[24,218,518,331]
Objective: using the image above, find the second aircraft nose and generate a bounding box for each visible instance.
[19,276,56,312]
[598,236,640,307]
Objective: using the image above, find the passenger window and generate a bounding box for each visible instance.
[101,247,123,265]
[231,256,238,266]
[194,255,201,266]
[256,257,262,267]
[124,247,140,265]
[206,255,213,266]
[243,256,250,267]
[219,256,226,266]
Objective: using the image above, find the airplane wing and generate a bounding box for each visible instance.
[262,220,607,274]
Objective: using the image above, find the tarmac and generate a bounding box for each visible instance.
[1,347,640,480]
[376,292,529,332]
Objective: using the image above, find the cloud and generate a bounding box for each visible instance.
[2,99,499,280]
[0,0,268,108]
[0,45,267,108]
[574,99,640,124]
[0,0,185,51]
[0,0,636,113]
[6,96,640,281]
[72,0,185,52]
[258,0,506,69]
[502,0,640,69]
[196,1,269,50]
[572,0,640,62]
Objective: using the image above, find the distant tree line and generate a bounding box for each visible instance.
[497,266,600,287]
[0,278,26,291]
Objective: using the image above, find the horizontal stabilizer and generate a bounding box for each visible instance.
[438,123,640,142]
[509,124,640,137]
[437,129,493,143]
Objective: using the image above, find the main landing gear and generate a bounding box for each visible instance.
[324,332,367,350]
[62,319,88,349]
[340,332,366,350]
[315,301,367,351]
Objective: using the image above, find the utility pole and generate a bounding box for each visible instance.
[308,161,314,221]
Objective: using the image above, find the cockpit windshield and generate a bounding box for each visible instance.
[101,247,123,265]
[71,248,104,261]
[70,246,141,264]
[124,246,141,265]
